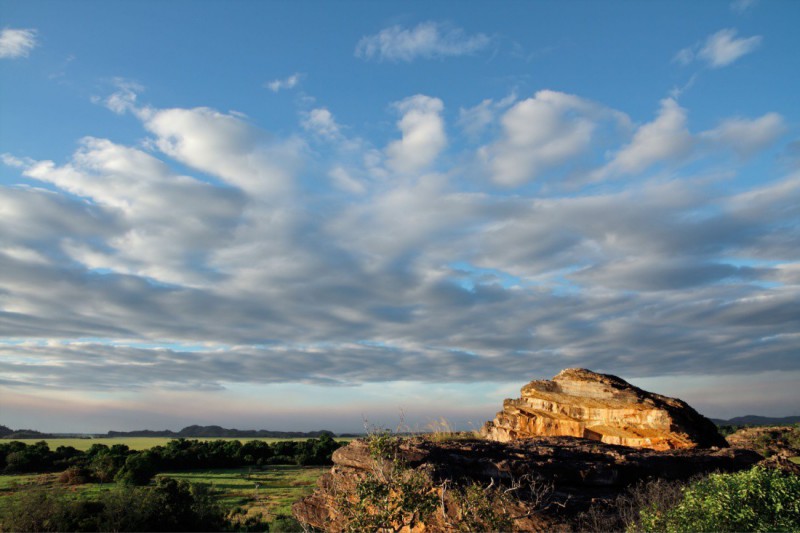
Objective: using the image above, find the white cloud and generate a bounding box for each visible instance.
[143,106,304,197]
[2,90,799,415]
[700,113,786,157]
[302,108,342,140]
[265,73,303,92]
[457,93,517,140]
[731,0,758,14]
[386,95,447,174]
[355,21,490,62]
[673,47,695,66]
[596,98,693,178]
[0,28,38,59]
[699,28,762,68]
[329,166,366,195]
[675,28,761,69]
[481,90,627,186]
[1,153,29,168]
[16,137,246,286]
[99,78,145,115]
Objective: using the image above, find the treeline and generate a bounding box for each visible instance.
[0,425,58,440]
[0,436,343,485]
[105,425,337,439]
[2,477,230,532]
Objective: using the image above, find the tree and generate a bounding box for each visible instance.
[115,452,158,485]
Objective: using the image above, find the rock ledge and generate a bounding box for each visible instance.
[482,368,727,450]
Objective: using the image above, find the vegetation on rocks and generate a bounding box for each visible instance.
[637,467,800,532]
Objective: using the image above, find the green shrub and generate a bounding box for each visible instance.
[268,514,305,532]
[58,465,95,485]
[578,477,686,532]
[0,477,227,532]
[450,482,515,532]
[637,467,800,532]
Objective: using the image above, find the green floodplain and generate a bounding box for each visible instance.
[0,465,326,526]
[3,436,354,452]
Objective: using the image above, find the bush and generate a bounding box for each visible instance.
[58,466,95,485]
[268,514,305,532]
[0,489,104,532]
[0,477,227,532]
[637,467,800,532]
[115,452,158,485]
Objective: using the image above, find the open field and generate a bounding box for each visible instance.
[0,465,325,523]
[156,466,325,521]
[2,436,354,451]
[0,472,117,502]
[790,457,800,465]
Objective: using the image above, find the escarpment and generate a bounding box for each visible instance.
[293,436,760,532]
[481,368,727,450]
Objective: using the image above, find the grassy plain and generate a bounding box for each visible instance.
[0,466,325,523]
[156,466,325,521]
[8,436,353,451]
[0,472,116,502]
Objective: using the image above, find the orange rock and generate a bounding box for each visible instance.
[482,368,727,450]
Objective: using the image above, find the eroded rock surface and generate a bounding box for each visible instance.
[726,426,800,474]
[482,368,727,450]
[293,436,761,532]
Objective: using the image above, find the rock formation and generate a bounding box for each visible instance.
[726,426,800,474]
[293,436,761,532]
[482,368,727,450]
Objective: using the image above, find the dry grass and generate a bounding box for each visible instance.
[425,418,482,443]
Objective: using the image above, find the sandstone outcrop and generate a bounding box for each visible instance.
[482,368,727,450]
[293,436,761,532]
[726,426,800,474]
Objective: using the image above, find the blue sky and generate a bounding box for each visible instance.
[1,0,799,433]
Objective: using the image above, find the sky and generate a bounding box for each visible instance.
[1,0,798,434]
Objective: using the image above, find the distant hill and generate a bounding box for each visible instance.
[0,426,58,439]
[0,424,337,439]
[105,425,337,439]
[711,415,800,426]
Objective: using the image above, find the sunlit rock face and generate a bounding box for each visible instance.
[482,368,728,450]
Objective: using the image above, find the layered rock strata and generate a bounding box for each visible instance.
[482,368,727,450]
[293,436,761,532]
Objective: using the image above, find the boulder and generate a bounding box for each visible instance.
[482,368,727,450]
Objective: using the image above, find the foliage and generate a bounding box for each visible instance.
[157,465,325,523]
[327,431,551,532]
[716,424,743,437]
[268,513,305,532]
[1,436,350,453]
[332,431,437,532]
[0,477,227,532]
[337,466,439,532]
[448,481,515,532]
[425,418,481,443]
[115,452,159,485]
[578,477,686,532]
[636,467,800,533]
[58,466,95,485]
[0,436,343,479]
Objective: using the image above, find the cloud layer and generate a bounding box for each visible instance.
[1,86,797,399]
